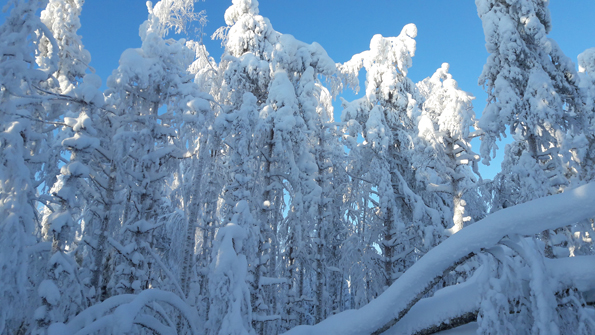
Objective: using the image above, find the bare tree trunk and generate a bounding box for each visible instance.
[383,205,394,288]
[528,135,555,258]
[315,225,325,324]
[90,167,116,299]
[253,130,274,334]
[201,139,222,323]
[448,139,465,233]
[180,135,208,296]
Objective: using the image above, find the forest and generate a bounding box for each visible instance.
[1,0,594,334]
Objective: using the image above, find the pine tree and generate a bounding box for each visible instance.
[103,0,200,299]
[475,0,587,259]
[207,223,254,335]
[476,0,583,204]
[34,0,102,330]
[417,63,481,234]
[0,0,60,332]
[1,2,594,335]
[213,0,342,330]
[340,25,443,290]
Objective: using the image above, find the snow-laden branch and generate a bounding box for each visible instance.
[146,247,185,298]
[283,182,595,335]
[390,255,595,335]
[48,289,200,335]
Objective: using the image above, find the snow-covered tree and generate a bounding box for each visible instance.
[35,80,104,333]
[475,0,591,260]
[207,221,254,335]
[576,48,595,183]
[0,0,59,332]
[476,0,583,203]
[212,0,343,331]
[340,25,443,291]
[417,62,481,234]
[103,0,202,299]
[1,2,594,335]
[34,0,91,195]
[216,91,266,324]
[37,0,90,94]
[33,1,104,330]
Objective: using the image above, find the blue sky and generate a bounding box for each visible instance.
[71,1,593,178]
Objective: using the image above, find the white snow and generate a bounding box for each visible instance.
[284,182,595,335]
[2,1,595,334]
[38,280,61,306]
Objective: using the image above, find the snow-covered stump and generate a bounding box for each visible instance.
[207,223,254,335]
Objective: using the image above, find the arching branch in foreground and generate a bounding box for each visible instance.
[284,182,595,335]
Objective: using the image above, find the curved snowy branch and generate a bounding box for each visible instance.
[284,182,595,335]
[50,289,200,335]
[388,255,595,335]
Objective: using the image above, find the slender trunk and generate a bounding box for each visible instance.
[268,191,280,332]
[315,222,324,323]
[315,131,326,324]
[448,139,465,233]
[528,135,554,258]
[286,245,296,330]
[202,139,221,322]
[256,128,281,334]
[90,168,116,297]
[339,272,344,313]
[297,262,305,325]
[452,191,465,232]
[253,131,273,334]
[201,221,211,318]
[383,205,393,288]
[181,135,208,296]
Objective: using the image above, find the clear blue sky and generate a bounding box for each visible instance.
[60,1,595,177]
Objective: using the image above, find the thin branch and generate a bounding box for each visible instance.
[146,247,185,298]
[345,170,374,184]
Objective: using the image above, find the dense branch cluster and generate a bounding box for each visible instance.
[0,0,594,334]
